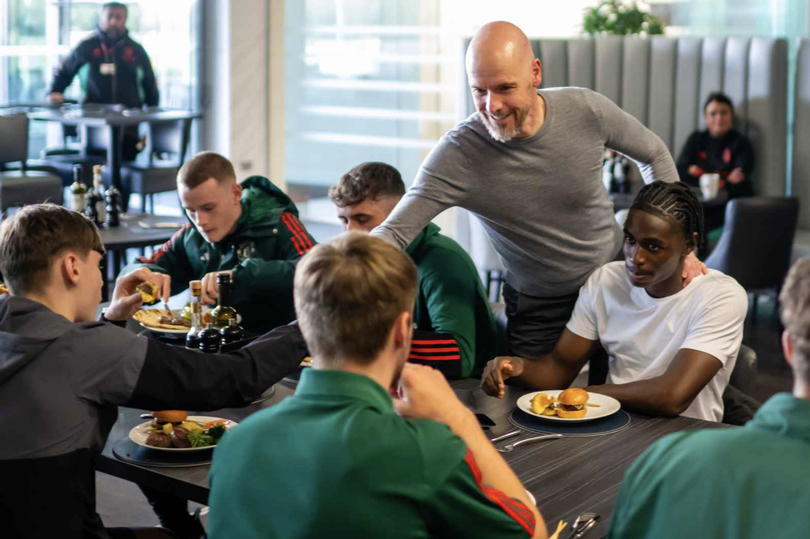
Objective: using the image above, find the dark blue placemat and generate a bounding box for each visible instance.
[509,408,631,437]
[113,437,212,467]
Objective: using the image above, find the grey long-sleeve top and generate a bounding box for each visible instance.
[372,87,678,297]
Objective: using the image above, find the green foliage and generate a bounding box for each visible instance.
[582,1,665,36]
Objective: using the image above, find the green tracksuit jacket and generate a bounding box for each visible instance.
[124,176,315,333]
[406,223,497,378]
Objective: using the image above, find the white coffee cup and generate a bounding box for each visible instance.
[699,173,720,199]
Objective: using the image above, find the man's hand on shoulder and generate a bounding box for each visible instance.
[393,364,474,431]
[481,356,525,398]
[682,251,707,287]
[105,267,171,321]
[201,270,233,306]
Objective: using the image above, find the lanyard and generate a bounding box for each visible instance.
[100,42,115,61]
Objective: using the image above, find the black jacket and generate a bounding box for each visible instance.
[49,27,159,108]
[0,295,306,539]
[676,129,755,199]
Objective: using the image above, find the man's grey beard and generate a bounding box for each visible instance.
[483,121,519,143]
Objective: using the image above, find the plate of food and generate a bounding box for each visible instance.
[516,388,620,422]
[129,410,237,451]
[132,308,192,333]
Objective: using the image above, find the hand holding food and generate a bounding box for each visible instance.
[481,356,525,398]
[106,268,172,321]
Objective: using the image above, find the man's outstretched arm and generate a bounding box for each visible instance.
[585,349,722,417]
[481,329,596,397]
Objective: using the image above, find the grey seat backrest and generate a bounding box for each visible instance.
[792,39,810,229]
[460,36,788,197]
[0,114,29,165]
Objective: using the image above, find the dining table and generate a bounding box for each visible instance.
[26,105,200,193]
[97,212,188,301]
[97,375,732,538]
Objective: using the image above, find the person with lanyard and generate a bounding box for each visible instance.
[607,257,810,539]
[47,2,159,161]
[328,162,497,379]
[371,21,705,364]
[482,181,748,424]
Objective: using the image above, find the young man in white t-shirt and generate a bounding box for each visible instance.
[481,181,747,422]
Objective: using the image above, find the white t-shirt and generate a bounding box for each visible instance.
[566,261,748,422]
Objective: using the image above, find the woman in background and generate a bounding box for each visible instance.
[677,92,755,200]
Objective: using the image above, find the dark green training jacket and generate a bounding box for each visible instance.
[124,176,316,333]
[406,223,497,378]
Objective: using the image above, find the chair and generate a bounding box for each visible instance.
[730,344,758,394]
[705,197,800,320]
[0,114,64,212]
[39,124,108,187]
[121,118,192,213]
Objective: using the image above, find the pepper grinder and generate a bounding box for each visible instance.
[104,185,121,227]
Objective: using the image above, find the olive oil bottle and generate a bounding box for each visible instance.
[211,273,237,329]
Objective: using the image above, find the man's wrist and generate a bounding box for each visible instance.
[100,308,127,327]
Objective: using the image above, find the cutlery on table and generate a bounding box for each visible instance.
[489,429,521,443]
[565,513,600,538]
[496,434,562,453]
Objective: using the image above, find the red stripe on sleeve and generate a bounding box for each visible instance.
[463,450,536,537]
[280,213,305,256]
[408,353,461,361]
[283,212,314,251]
[411,339,457,345]
[409,347,460,353]
[138,224,191,264]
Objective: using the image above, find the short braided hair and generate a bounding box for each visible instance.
[630,181,705,250]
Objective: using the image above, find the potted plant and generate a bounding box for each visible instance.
[582,1,665,36]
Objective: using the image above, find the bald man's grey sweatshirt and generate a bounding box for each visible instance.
[373,87,678,297]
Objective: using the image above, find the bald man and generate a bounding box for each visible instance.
[372,21,696,360]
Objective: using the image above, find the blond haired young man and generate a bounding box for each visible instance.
[123,151,316,333]
[0,204,306,539]
[208,233,547,539]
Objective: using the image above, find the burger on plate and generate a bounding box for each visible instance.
[556,388,589,418]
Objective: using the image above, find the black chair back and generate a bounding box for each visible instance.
[0,114,29,166]
[147,119,192,165]
[705,197,800,290]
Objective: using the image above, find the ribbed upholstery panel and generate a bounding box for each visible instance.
[747,38,787,196]
[537,40,567,89]
[793,39,810,228]
[566,40,595,90]
[595,36,624,105]
[698,37,727,130]
[621,38,651,125]
[723,37,751,130]
[647,37,678,151]
[673,38,704,163]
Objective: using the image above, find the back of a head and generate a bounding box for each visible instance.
[780,258,810,384]
[0,204,103,295]
[328,162,405,207]
[294,232,417,365]
[177,151,236,189]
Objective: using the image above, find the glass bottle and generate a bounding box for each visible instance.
[93,165,107,223]
[198,322,221,353]
[185,280,203,350]
[70,165,87,212]
[104,184,121,227]
[211,274,237,329]
[220,318,244,345]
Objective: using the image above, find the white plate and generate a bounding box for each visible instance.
[129,415,237,451]
[516,390,621,422]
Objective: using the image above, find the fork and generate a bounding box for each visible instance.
[566,513,600,538]
[496,434,563,452]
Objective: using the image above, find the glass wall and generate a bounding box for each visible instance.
[0,0,199,155]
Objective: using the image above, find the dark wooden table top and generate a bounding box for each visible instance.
[97,377,731,538]
[98,213,188,250]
